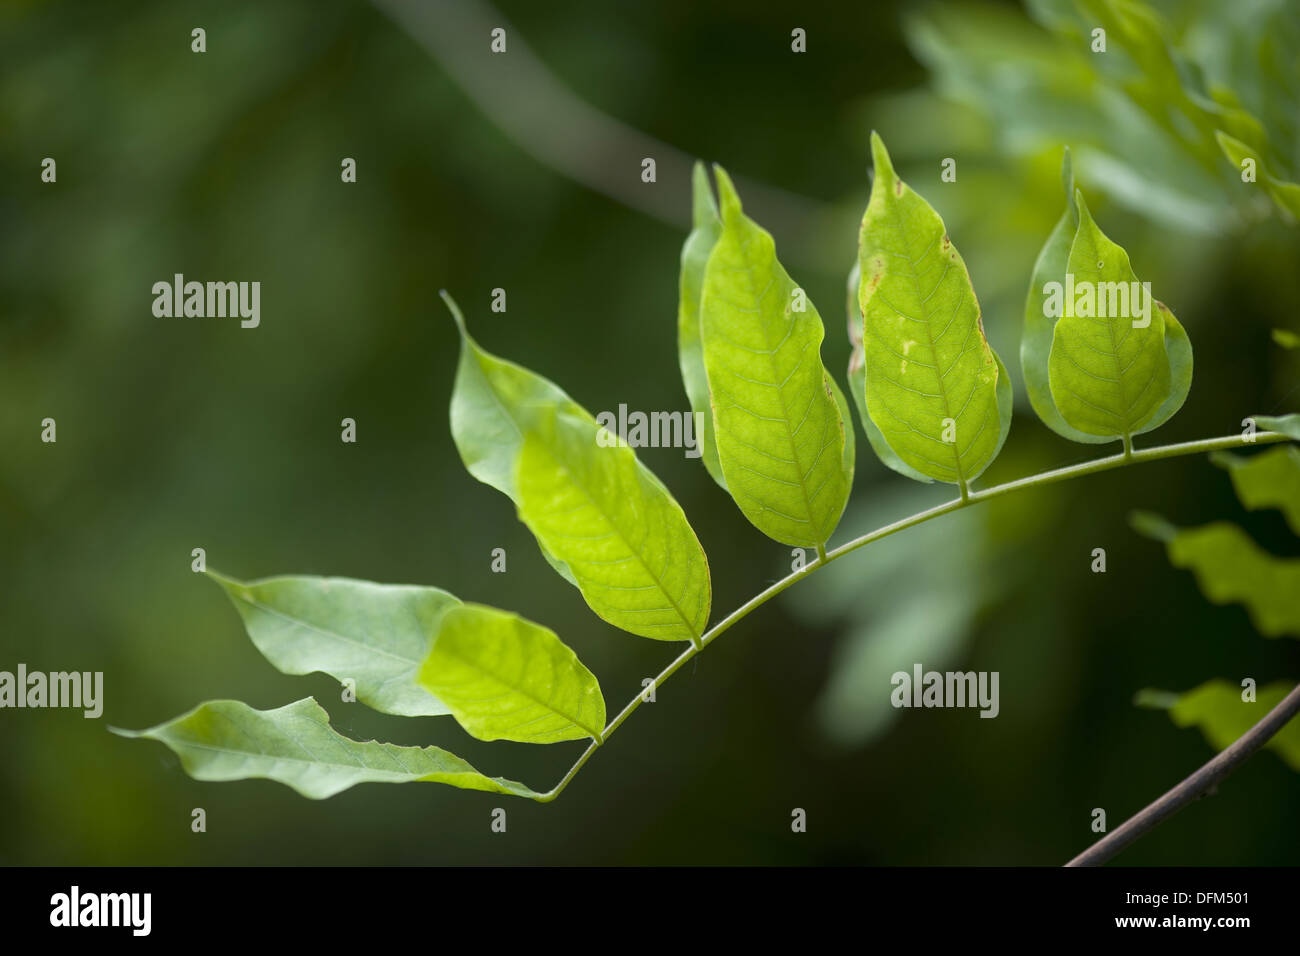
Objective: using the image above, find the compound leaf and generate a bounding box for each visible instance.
[418,602,605,744]
[1136,680,1300,772]
[677,161,727,489]
[1047,191,1177,441]
[1132,513,1300,638]
[207,572,455,718]
[699,167,852,547]
[111,697,540,799]
[1211,445,1300,534]
[858,132,1011,486]
[446,294,711,643]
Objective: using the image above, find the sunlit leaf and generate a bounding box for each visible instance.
[698,167,852,546]
[1136,680,1300,771]
[1047,191,1182,441]
[514,406,711,642]
[1132,513,1300,638]
[111,698,541,799]
[207,572,455,717]
[1273,329,1300,350]
[418,603,605,744]
[858,132,1012,486]
[677,161,727,489]
[1022,148,1105,443]
[1211,445,1300,534]
[446,293,711,643]
[846,261,933,482]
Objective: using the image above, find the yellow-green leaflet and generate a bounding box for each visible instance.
[1021,148,1105,444]
[698,167,851,547]
[1025,164,1192,445]
[446,294,711,643]
[418,603,605,744]
[857,132,1011,486]
[111,698,541,799]
[677,161,727,490]
[1047,192,1181,441]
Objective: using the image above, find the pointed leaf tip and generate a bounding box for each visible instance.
[440,290,469,337]
[690,160,718,228]
[869,132,897,187]
[711,165,741,220]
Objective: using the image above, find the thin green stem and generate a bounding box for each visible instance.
[535,428,1292,802]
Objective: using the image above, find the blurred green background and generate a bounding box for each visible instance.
[2,0,1298,865]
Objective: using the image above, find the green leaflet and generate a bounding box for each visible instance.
[1216,131,1300,221]
[1136,680,1300,772]
[677,161,726,490]
[1046,191,1190,441]
[1022,149,1103,444]
[1274,329,1300,350]
[445,293,711,643]
[846,261,933,483]
[1211,446,1300,534]
[207,572,455,717]
[1132,514,1300,639]
[111,698,540,799]
[858,132,1011,486]
[516,407,710,641]
[697,167,851,547]
[1026,169,1192,444]
[418,603,605,744]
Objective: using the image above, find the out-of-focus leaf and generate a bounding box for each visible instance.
[1254,413,1300,440]
[1047,192,1182,440]
[1215,131,1300,220]
[857,132,1012,486]
[446,294,711,643]
[418,603,605,744]
[1272,329,1300,349]
[1210,446,1300,534]
[1136,679,1300,771]
[677,161,727,489]
[207,572,454,717]
[111,698,540,799]
[1131,513,1300,638]
[903,1,1233,232]
[699,167,851,547]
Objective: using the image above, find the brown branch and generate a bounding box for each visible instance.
[1066,681,1300,866]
